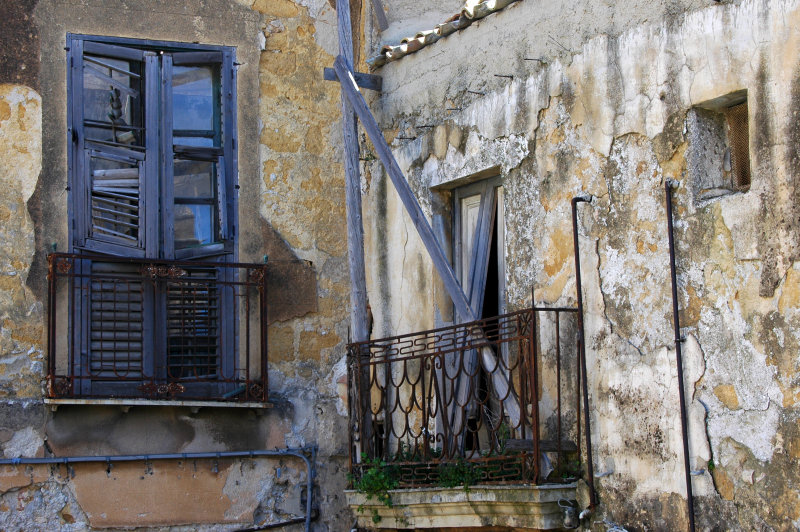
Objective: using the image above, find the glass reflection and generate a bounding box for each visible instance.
[174,160,214,198]
[174,205,214,249]
[172,66,215,131]
[83,55,142,146]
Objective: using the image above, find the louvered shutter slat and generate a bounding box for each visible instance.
[88,262,145,380]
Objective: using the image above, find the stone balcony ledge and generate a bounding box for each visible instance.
[346,482,578,530]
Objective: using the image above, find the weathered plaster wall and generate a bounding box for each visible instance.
[0,0,363,529]
[364,0,800,529]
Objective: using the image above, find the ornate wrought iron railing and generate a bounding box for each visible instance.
[47,252,268,402]
[347,307,581,488]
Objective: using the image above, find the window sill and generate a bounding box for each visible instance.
[44,397,272,413]
[345,482,578,530]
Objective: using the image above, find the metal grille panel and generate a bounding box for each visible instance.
[89,262,143,377]
[347,307,582,488]
[47,253,268,402]
[167,269,220,380]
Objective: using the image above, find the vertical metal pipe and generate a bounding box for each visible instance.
[571,195,597,508]
[555,311,562,471]
[576,315,582,467]
[47,255,57,397]
[530,307,541,482]
[260,264,269,400]
[664,180,696,532]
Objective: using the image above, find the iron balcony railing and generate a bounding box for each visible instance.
[347,307,582,488]
[47,252,268,402]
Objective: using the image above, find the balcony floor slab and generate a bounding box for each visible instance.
[44,398,272,412]
[346,482,577,530]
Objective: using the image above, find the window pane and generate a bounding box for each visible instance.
[172,66,215,131]
[174,136,216,148]
[174,204,215,249]
[174,159,214,198]
[83,55,143,145]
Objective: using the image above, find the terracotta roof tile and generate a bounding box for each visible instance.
[367,0,521,68]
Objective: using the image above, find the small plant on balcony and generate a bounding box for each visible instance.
[438,459,482,491]
[553,458,582,481]
[495,420,511,454]
[350,454,399,524]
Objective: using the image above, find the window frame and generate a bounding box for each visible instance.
[452,176,505,321]
[67,33,239,261]
[65,34,240,398]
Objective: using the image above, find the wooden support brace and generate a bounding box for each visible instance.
[323,67,382,92]
[335,0,368,344]
[337,0,371,458]
[335,55,470,319]
[334,55,521,429]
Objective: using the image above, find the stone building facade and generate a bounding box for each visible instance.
[357,0,800,530]
[0,0,360,530]
[0,0,798,531]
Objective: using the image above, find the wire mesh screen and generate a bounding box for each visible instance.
[725,102,750,190]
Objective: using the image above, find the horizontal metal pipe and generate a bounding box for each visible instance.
[0,447,315,532]
[239,515,305,531]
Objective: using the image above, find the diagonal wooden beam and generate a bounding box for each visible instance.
[335,56,471,320]
[334,55,521,429]
[371,0,389,31]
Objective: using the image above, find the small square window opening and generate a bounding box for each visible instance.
[687,90,751,201]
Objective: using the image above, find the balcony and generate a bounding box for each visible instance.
[46,253,269,406]
[346,307,585,529]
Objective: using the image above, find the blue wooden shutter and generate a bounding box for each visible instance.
[70,41,159,258]
[158,51,237,392]
[162,50,235,260]
[68,39,158,396]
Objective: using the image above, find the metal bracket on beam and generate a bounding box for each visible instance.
[323,67,382,92]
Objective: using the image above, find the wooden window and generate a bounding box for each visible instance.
[67,35,238,397]
[453,177,505,321]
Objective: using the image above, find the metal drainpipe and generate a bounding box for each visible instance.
[571,193,597,509]
[0,447,316,532]
[664,179,696,532]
